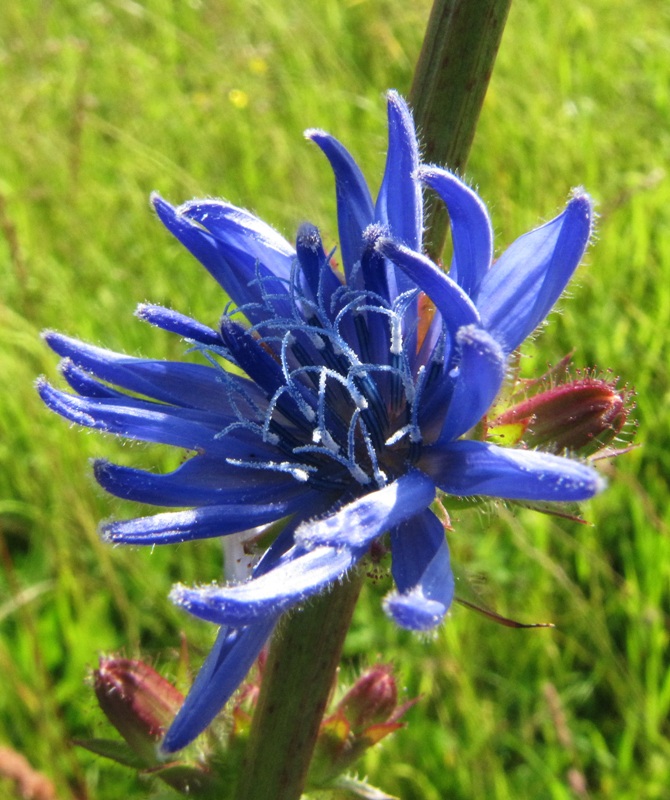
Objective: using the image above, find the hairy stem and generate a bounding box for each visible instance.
[410,0,513,261]
[234,571,363,800]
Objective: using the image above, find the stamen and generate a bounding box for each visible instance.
[390,314,403,356]
[216,420,278,445]
[346,377,369,411]
[288,253,308,319]
[346,408,371,484]
[407,364,426,443]
[249,259,292,315]
[280,332,316,422]
[262,386,305,444]
[226,458,315,483]
[419,330,448,401]
[385,425,412,446]
[314,368,340,453]
[347,362,393,445]
[334,288,392,324]
[200,351,266,421]
[292,444,367,484]
[312,427,339,452]
[357,414,387,488]
[349,463,372,485]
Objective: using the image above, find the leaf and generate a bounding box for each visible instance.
[74,738,148,770]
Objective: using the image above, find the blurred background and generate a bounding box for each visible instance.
[1,0,668,797]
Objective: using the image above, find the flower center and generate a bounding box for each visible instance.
[213,225,445,495]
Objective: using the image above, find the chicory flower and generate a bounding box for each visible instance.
[39,91,602,751]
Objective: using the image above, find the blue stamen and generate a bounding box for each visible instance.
[226,458,316,483]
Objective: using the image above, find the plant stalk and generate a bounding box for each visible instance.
[410,0,513,261]
[234,571,363,800]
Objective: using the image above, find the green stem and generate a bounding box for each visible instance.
[234,571,363,800]
[410,0,513,261]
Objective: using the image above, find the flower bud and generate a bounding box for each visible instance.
[94,657,183,763]
[492,376,630,456]
[335,665,399,734]
[311,664,416,786]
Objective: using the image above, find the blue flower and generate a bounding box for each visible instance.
[39,91,602,752]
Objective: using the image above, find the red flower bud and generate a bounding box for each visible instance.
[312,664,417,784]
[335,665,398,734]
[492,376,631,456]
[94,657,183,763]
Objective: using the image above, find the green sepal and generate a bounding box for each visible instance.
[75,737,148,770]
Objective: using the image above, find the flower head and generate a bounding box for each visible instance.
[39,91,603,751]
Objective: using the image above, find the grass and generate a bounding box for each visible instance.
[1,0,669,797]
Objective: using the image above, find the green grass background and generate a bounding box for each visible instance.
[1,0,669,797]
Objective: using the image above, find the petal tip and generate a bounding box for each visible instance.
[304,127,326,142]
[386,88,408,115]
[566,188,594,231]
[150,192,169,212]
[41,328,58,346]
[592,471,608,495]
[383,591,447,631]
[168,583,190,608]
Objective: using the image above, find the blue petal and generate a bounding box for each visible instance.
[377,238,480,339]
[94,458,302,507]
[385,509,454,630]
[44,332,266,416]
[386,592,448,631]
[170,543,362,625]
[375,92,422,253]
[296,223,326,300]
[153,195,295,324]
[437,325,505,442]
[38,379,222,449]
[477,192,593,353]
[161,619,276,753]
[135,303,222,347]
[37,380,279,461]
[305,129,374,281]
[295,470,436,550]
[60,361,125,399]
[164,510,317,749]
[219,317,286,395]
[359,224,391,301]
[295,224,344,320]
[418,166,493,299]
[421,440,606,501]
[102,496,306,545]
[351,225,394,369]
